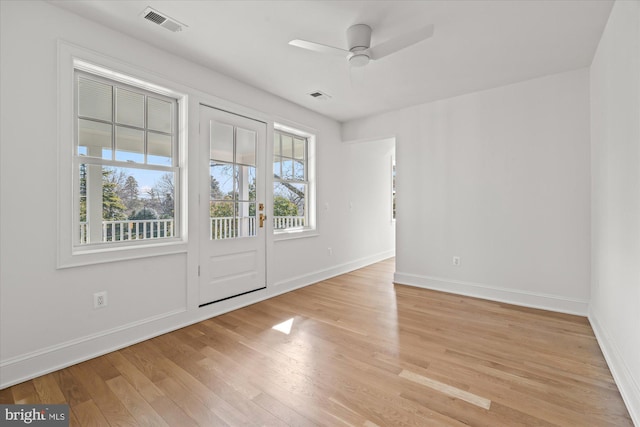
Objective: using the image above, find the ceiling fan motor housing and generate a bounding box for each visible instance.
[347,24,372,51]
[347,24,372,67]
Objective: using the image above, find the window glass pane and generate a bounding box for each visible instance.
[273,130,311,232]
[293,138,305,160]
[210,173,223,200]
[78,119,112,159]
[281,134,293,158]
[273,182,306,229]
[236,127,256,166]
[273,156,281,178]
[148,132,172,166]
[210,162,235,199]
[210,122,233,163]
[78,164,88,244]
[105,167,175,220]
[282,159,294,180]
[147,97,172,133]
[293,160,305,180]
[74,69,181,250]
[210,201,235,240]
[274,133,281,155]
[115,126,144,163]
[237,165,256,201]
[115,88,145,128]
[78,77,112,121]
[79,164,175,244]
[236,201,256,238]
[248,167,256,201]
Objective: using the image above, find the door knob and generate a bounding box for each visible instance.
[259,213,266,228]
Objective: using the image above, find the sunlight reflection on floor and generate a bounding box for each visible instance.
[272,317,294,334]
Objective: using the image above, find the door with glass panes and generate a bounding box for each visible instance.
[199,105,266,306]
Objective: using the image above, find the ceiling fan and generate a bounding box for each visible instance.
[289,23,434,67]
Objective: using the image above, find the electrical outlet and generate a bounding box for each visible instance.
[453,256,461,266]
[94,291,107,309]
[328,247,333,256]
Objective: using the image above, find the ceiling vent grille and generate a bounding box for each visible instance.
[144,10,166,25]
[142,7,187,32]
[308,91,332,101]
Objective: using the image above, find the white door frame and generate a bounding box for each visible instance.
[198,104,267,306]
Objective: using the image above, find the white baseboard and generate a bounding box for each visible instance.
[589,312,640,426]
[393,272,589,316]
[0,308,187,389]
[272,250,395,290]
[0,251,394,390]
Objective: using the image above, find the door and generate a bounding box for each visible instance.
[199,105,267,306]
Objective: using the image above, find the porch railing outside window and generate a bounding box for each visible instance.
[80,219,174,243]
[273,216,305,229]
[80,215,305,242]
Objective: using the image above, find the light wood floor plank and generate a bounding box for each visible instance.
[32,373,66,404]
[0,258,633,426]
[105,375,170,427]
[68,362,138,426]
[399,369,492,410]
[153,376,229,426]
[105,351,200,427]
[0,387,14,404]
[10,380,41,404]
[51,369,92,407]
[72,400,109,427]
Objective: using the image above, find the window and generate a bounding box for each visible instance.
[57,44,188,268]
[74,70,180,248]
[209,121,257,240]
[273,127,314,232]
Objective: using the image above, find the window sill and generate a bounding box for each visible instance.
[58,239,187,269]
[273,229,319,242]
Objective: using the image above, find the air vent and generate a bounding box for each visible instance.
[142,7,187,32]
[308,90,332,101]
[144,10,166,25]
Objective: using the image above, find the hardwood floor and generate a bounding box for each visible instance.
[1,258,632,426]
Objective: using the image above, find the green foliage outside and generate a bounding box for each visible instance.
[273,196,298,217]
[80,166,175,222]
[102,170,128,221]
[210,198,234,218]
[129,207,159,220]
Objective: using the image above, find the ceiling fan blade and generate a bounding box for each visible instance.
[369,24,434,60]
[289,39,349,56]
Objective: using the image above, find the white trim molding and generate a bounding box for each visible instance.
[589,313,640,426]
[394,272,589,316]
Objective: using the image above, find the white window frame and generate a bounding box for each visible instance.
[273,122,316,240]
[57,42,188,268]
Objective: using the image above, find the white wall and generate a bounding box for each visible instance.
[589,0,640,423]
[0,1,394,388]
[343,68,592,314]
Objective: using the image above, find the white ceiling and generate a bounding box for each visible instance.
[50,0,614,123]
